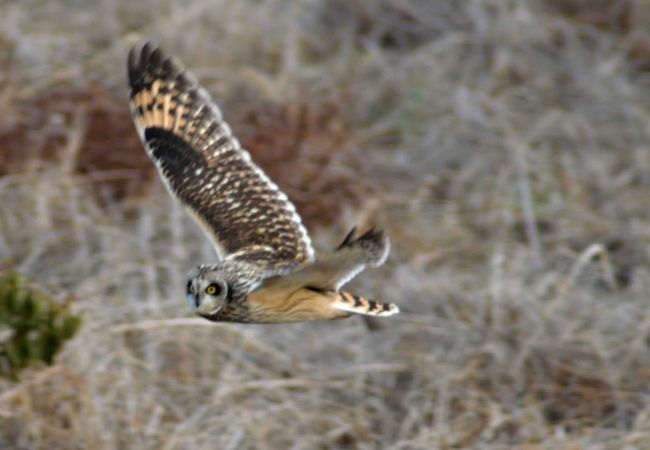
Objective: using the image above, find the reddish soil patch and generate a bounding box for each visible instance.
[0,85,361,227]
[0,85,153,202]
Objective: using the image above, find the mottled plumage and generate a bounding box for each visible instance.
[128,43,399,323]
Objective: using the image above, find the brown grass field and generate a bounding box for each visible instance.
[1,0,650,448]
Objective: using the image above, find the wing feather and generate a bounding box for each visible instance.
[260,228,390,291]
[127,43,314,275]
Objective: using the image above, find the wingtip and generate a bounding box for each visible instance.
[127,41,194,92]
[127,44,140,85]
[149,46,164,67]
[335,225,390,267]
[127,41,153,86]
[337,226,357,250]
[140,41,153,63]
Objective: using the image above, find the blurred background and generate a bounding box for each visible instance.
[1,0,650,448]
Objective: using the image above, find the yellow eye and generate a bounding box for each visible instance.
[205,284,220,296]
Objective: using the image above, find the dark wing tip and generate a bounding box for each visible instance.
[337,226,385,250]
[127,42,194,94]
[127,46,138,85]
[127,41,154,87]
[358,227,383,242]
[337,226,357,250]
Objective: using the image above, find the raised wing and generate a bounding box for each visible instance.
[127,43,314,275]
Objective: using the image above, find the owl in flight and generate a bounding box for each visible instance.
[127,43,399,323]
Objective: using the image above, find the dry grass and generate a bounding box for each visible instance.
[1,0,650,448]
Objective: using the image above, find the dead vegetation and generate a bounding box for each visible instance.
[1,0,650,448]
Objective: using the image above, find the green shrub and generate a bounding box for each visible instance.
[0,271,81,379]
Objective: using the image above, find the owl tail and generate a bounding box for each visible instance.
[332,291,399,317]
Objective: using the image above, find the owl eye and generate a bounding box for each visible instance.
[205,283,221,296]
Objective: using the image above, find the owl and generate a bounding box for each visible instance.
[127,43,399,323]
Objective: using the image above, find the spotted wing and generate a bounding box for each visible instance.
[127,43,314,275]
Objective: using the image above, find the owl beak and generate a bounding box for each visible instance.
[186,292,198,311]
[196,297,223,317]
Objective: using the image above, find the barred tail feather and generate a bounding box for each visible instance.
[332,291,399,317]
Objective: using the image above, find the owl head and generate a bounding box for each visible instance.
[186,261,262,317]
